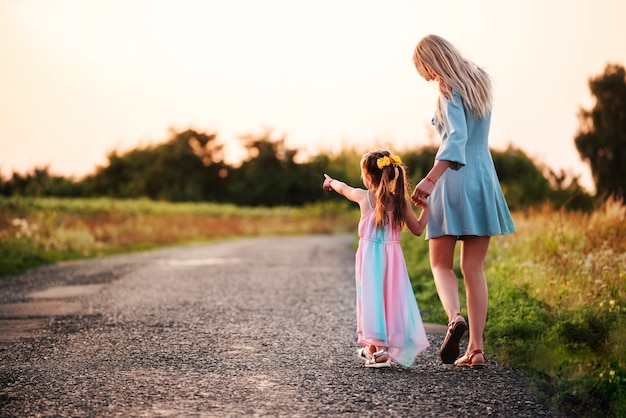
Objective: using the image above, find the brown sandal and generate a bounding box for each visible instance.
[454,349,486,369]
[439,313,467,364]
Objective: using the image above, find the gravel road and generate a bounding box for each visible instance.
[0,235,564,417]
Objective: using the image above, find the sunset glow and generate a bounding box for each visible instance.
[2,0,625,192]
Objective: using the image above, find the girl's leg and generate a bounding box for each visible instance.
[429,236,460,321]
[459,236,491,358]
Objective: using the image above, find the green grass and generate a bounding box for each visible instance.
[0,196,359,277]
[402,199,626,417]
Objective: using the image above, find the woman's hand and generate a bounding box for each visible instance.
[411,177,434,204]
[413,196,430,209]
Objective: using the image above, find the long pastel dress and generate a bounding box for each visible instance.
[427,90,515,239]
[355,192,430,367]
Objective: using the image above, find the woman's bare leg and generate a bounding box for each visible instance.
[460,236,490,356]
[429,235,461,321]
[431,235,469,363]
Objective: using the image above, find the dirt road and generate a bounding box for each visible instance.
[0,235,562,417]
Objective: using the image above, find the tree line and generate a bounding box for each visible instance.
[0,128,592,211]
[2,64,624,211]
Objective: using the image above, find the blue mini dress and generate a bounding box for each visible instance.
[426,90,516,239]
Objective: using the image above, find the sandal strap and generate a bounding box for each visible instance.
[365,349,390,365]
[468,349,485,365]
[448,313,465,328]
[372,349,389,359]
[358,347,372,360]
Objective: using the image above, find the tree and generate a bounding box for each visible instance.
[0,166,81,197]
[81,129,227,201]
[82,148,153,198]
[575,64,626,202]
[142,129,226,202]
[228,129,326,206]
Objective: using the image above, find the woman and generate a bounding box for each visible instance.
[411,35,515,369]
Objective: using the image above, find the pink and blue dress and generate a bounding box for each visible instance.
[355,194,430,367]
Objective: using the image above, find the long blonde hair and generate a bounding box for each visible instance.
[413,34,493,119]
[361,150,409,231]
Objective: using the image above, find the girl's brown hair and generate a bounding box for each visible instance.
[361,150,409,231]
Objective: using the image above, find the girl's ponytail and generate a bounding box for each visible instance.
[362,151,409,231]
[391,164,408,231]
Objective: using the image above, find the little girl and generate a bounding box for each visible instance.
[323,150,430,368]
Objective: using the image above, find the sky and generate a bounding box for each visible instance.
[1,0,625,193]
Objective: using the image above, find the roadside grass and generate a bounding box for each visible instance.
[0,197,358,277]
[2,196,624,416]
[404,198,626,417]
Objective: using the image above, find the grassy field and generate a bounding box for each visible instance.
[0,197,359,277]
[1,196,624,416]
[403,198,626,417]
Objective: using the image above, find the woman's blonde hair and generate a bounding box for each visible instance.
[413,34,493,119]
[361,150,409,231]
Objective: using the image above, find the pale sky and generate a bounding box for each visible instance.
[2,0,625,192]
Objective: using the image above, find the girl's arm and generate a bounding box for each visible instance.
[404,196,430,236]
[323,174,369,211]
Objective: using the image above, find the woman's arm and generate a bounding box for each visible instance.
[412,92,467,202]
[411,159,452,202]
[435,91,468,170]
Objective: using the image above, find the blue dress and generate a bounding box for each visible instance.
[426,90,516,239]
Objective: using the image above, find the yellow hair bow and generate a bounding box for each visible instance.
[377,155,402,169]
[376,156,390,169]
